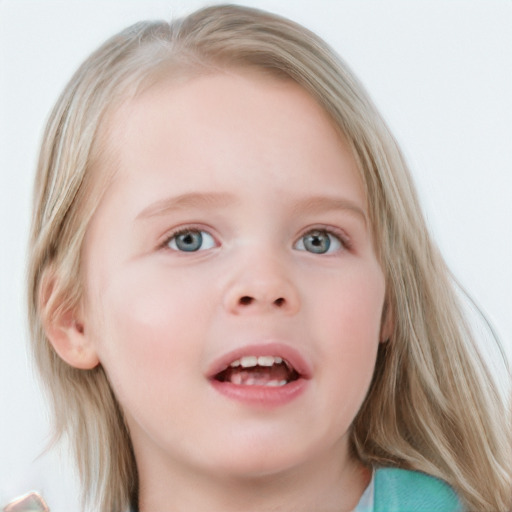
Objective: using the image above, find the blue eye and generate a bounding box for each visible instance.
[167,229,216,252]
[295,229,343,254]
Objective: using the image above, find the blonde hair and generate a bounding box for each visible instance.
[28,5,511,511]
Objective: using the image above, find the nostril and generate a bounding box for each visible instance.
[236,296,287,308]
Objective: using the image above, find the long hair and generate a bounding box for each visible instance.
[28,5,511,511]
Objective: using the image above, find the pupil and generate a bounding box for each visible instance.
[304,231,330,253]
[177,231,202,251]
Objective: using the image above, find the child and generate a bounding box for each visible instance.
[26,4,510,512]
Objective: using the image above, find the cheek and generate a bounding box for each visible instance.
[86,262,214,402]
[316,261,384,336]
[310,263,385,386]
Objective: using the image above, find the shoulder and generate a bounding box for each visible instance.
[373,467,464,512]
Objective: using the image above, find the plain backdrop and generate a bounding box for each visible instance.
[1,1,511,510]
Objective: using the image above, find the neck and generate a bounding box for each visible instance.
[136,441,371,512]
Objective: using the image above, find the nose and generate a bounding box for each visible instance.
[223,254,300,316]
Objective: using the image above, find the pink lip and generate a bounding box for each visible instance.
[207,342,312,407]
[210,378,308,407]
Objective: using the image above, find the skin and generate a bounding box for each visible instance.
[70,71,388,511]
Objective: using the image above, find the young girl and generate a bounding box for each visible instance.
[25,4,510,512]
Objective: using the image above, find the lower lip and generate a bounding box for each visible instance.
[210,378,308,407]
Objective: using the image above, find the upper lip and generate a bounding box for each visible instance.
[206,342,313,380]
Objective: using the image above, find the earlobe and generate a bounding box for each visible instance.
[40,271,100,370]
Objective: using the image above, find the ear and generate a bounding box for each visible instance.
[379,299,394,343]
[40,270,100,370]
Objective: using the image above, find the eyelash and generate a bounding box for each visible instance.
[160,225,351,253]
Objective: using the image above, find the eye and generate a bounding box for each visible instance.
[166,229,216,252]
[294,229,343,254]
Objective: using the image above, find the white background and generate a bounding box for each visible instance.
[1,1,511,510]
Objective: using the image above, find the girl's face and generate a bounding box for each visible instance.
[81,71,386,482]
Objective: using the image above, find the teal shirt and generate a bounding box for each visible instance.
[370,468,464,512]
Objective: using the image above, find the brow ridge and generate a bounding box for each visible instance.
[136,192,236,220]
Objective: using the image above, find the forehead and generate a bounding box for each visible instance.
[99,69,364,198]
[89,69,365,226]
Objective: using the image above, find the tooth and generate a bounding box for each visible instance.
[230,359,241,367]
[240,356,258,368]
[274,357,283,364]
[265,380,288,387]
[258,356,274,367]
[245,377,256,386]
[231,373,243,385]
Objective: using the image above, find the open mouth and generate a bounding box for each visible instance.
[213,355,300,387]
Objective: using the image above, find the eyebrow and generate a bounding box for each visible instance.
[136,192,237,220]
[291,196,368,226]
[136,192,367,226]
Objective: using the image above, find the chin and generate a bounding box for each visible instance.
[197,432,325,480]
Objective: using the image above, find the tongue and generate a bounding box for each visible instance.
[224,364,291,386]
